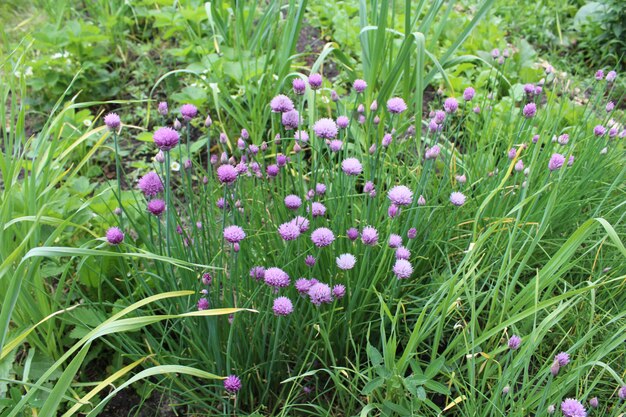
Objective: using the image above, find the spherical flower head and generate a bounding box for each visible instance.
[282,110,300,130]
[388,204,399,218]
[276,154,288,167]
[523,83,535,95]
[473,106,481,114]
[393,259,413,279]
[292,77,306,95]
[387,97,407,114]
[341,158,363,176]
[425,145,441,160]
[273,296,294,316]
[278,221,301,241]
[328,140,343,152]
[308,73,323,89]
[609,127,617,138]
[104,113,121,130]
[295,278,312,293]
[433,110,446,125]
[290,216,310,232]
[305,255,316,267]
[336,253,356,270]
[619,385,626,400]
[202,272,212,285]
[310,202,327,217]
[523,102,537,118]
[270,94,294,113]
[508,148,517,160]
[265,164,278,178]
[347,227,359,241]
[417,195,426,206]
[515,160,524,172]
[106,227,124,245]
[558,134,569,145]
[264,267,290,288]
[550,361,560,376]
[138,172,164,197]
[593,125,606,136]
[450,191,466,207]
[197,298,209,311]
[153,127,180,151]
[295,130,309,143]
[382,133,393,148]
[407,228,417,239]
[332,284,346,299]
[250,266,265,281]
[337,116,349,129]
[223,225,246,243]
[456,174,467,184]
[444,97,459,113]
[313,118,338,139]
[353,79,367,93]
[532,134,540,143]
[555,352,570,367]
[548,153,565,171]
[363,181,375,194]
[361,226,379,246]
[589,398,598,408]
[606,70,617,82]
[396,246,410,260]
[491,48,500,59]
[331,90,339,102]
[561,399,586,417]
[508,335,521,350]
[147,199,166,216]
[180,103,198,120]
[315,183,326,195]
[547,404,555,414]
[284,194,302,210]
[224,375,242,393]
[388,185,413,206]
[595,70,604,80]
[157,102,168,116]
[217,164,238,184]
[463,87,475,101]
[311,227,335,247]
[388,234,402,248]
[308,282,332,305]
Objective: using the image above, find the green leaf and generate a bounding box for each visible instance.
[361,377,384,395]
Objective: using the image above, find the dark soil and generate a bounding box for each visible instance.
[296,20,340,80]
[102,389,177,417]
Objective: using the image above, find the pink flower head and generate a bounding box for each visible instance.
[147,199,166,216]
[508,335,521,350]
[293,78,306,95]
[311,227,335,247]
[313,118,338,139]
[310,202,327,217]
[548,153,565,171]
[217,164,238,184]
[157,102,168,115]
[308,73,323,89]
[463,87,475,101]
[337,116,349,129]
[341,158,362,175]
[273,296,294,316]
[223,225,245,243]
[606,70,617,82]
[104,113,121,130]
[197,298,209,311]
[282,110,300,130]
[290,216,310,232]
[353,79,367,93]
[450,192,466,206]
[444,97,459,113]
[396,246,410,260]
[278,222,301,241]
[523,102,537,118]
[361,226,378,245]
[153,127,180,151]
[336,253,356,270]
[332,284,346,299]
[347,227,359,241]
[284,194,302,210]
[264,267,290,288]
[593,125,606,137]
[393,259,413,279]
[224,375,242,393]
[388,185,413,206]
[138,172,164,197]
[106,227,124,245]
[308,283,332,305]
[180,104,198,120]
[388,234,402,248]
[270,94,294,113]
[387,97,407,114]
[561,399,586,417]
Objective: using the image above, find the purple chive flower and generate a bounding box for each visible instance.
[331,90,339,102]
[337,116,349,129]
[473,106,481,114]
[515,160,524,172]
[264,267,290,288]
[224,375,242,393]
[508,335,522,350]
[456,174,467,183]
[444,97,459,113]
[558,134,569,145]
[547,404,555,414]
[223,225,246,243]
[524,83,535,95]
[595,70,604,80]
[593,125,606,136]
[341,158,363,175]
[282,110,300,130]
[532,134,540,143]
[153,127,180,151]
[315,183,326,195]
[396,246,410,260]
[310,202,327,217]
[382,133,393,147]
[606,101,616,113]
[138,172,164,197]
[387,97,407,114]
[508,148,517,160]
[606,70,616,82]
[197,298,209,311]
[173,119,181,130]
[609,127,618,138]
[370,100,378,111]
[434,110,446,125]
[106,227,124,245]
[328,140,343,152]
[425,145,441,160]
[463,87,475,101]
[249,266,265,281]
[267,164,279,178]
[313,118,338,139]
[147,199,166,216]
[308,283,332,305]
[555,352,570,367]
[336,253,356,270]
[491,48,500,59]
[388,185,413,206]
[308,73,323,89]
[278,222,301,241]
[561,399,586,417]
[180,104,198,120]
[311,227,335,247]
[357,104,365,113]
[305,255,316,267]
[523,102,537,118]
[284,195,302,210]
[295,278,312,293]
[589,398,598,408]
[417,195,426,206]
[550,361,560,376]
[388,204,399,218]
[388,234,402,248]
[548,153,565,171]
[332,284,346,299]
[104,113,121,130]
[393,259,413,279]
[270,94,294,113]
[155,150,165,163]
[202,272,212,285]
[290,216,310,232]
[205,114,212,127]
[217,164,238,184]
[273,296,294,316]
[450,192,466,207]
[407,228,417,239]
[363,181,375,194]
[293,78,306,95]
[276,154,288,167]
[568,155,574,166]
[241,128,249,139]
[361,226,379,245]
[157,102,168,115]
[295,130,309,143]
[353,79,367,93]
[619,386,626,400]
[347,227,359,241]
